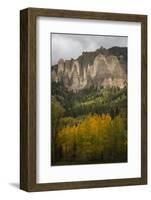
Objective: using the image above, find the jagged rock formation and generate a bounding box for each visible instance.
[51,47,127,92]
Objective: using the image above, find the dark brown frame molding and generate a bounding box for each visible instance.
[20,7,147,192]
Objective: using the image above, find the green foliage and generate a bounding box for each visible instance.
[52,82,127,119]
[51,97,65,134]
[59,116,85,128]
[69,86,127,119]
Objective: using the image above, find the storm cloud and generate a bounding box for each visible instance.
[51,33,127,65]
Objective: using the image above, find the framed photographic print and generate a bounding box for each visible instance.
[20,8,147,191]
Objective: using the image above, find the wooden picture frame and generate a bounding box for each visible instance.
[20,7,147,192]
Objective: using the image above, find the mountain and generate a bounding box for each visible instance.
[51,46,127,92]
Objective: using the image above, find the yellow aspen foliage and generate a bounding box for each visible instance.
[56,114,127,164]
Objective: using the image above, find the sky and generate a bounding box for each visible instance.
[51,33,127,65]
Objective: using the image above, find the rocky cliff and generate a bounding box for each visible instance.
[51,47,127,92]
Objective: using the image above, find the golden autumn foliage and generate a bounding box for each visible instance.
[55,114,127,164]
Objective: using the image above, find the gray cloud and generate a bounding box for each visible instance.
[51,33,127,65]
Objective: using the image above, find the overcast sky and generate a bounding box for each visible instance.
[51,33,127,65]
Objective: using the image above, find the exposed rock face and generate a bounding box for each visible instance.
[51,47,127,92]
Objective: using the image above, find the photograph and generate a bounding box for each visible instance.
[20,7,147,191]
[51,33,128,166]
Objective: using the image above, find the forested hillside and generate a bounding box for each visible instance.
[51,46,127,165]
[51,82,127,165]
